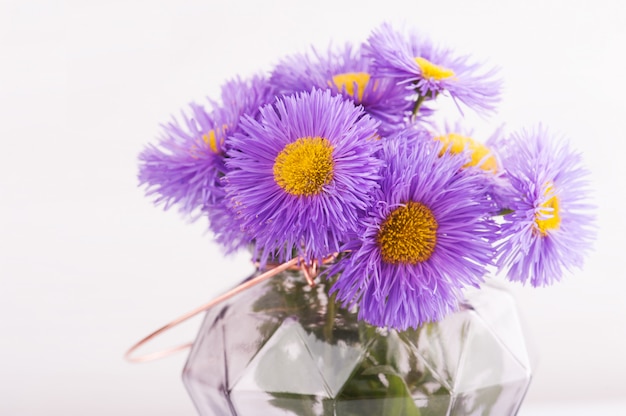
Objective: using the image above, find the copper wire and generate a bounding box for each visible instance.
[301,263,316,287]
[125,254,337,363]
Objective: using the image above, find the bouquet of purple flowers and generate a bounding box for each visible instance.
[138,23,595,332]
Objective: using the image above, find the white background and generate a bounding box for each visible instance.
[1,0,625,415]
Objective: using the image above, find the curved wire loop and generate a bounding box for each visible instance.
[125,254,337,363]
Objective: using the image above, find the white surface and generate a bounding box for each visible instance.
[520,401,626,416]
[1,0,625,414]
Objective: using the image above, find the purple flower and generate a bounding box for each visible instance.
[427,124,511,214]
[494,126,595,286]
[330,133,498,330]
[138,102,231,215]
[364,23,501,115]
[269,44,417,136]
[220,75,278,128]
[225,89,382,264]
[205,76,277,251]
[430,124,499,173]
[138,75,276,250]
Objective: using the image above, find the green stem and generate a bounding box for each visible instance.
[324,291,337,343]
[412,94,426,116]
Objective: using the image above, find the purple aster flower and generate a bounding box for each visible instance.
[220,75,278,127]
[430,124,499,173]
[269,44,419,136]
[428,123,511,214]
[329,133,498,330]
[138,75,277,251]
[364,23,501,115]
[138,102,231,215]
[494,126,595,286]
[225,89,382,264]
[203,75,278,251]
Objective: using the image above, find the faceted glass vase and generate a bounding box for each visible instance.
[183,269,533,416]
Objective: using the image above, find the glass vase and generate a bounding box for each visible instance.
[182,268,533,416]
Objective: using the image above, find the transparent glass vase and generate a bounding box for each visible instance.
[183,269,533,416]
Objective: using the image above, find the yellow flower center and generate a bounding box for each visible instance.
[273,137,334,196]
[434,133,498,172]
[331,72,371,102]
[201,124,228,153]
[535,184,561,235]
[414,57,455,80]
[377,202,438,264]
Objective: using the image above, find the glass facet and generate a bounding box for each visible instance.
[183,270,533,416]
